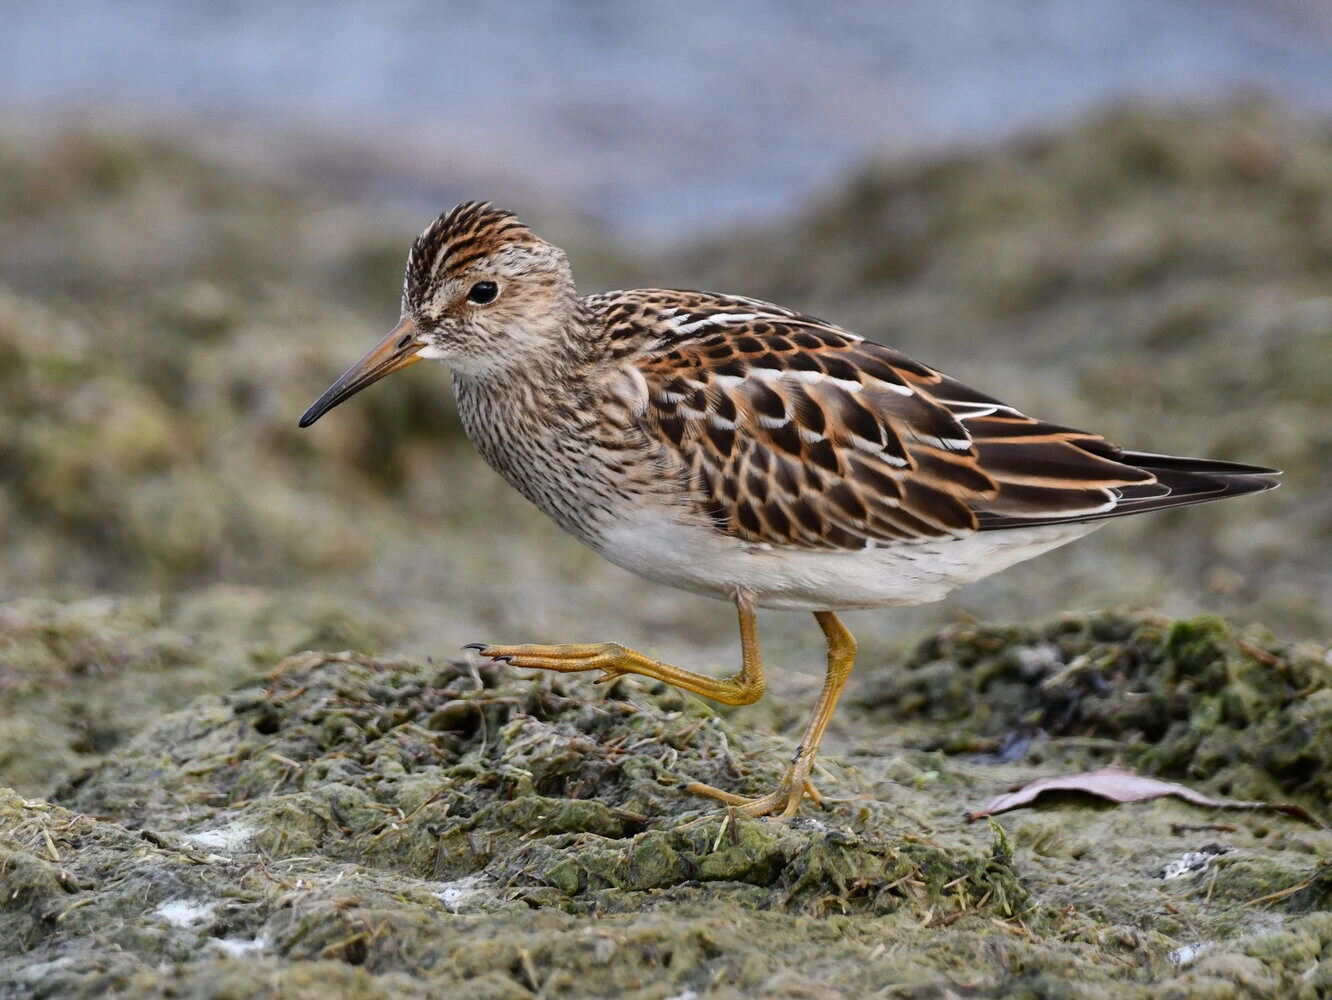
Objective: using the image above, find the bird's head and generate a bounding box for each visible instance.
[299,202,577,428]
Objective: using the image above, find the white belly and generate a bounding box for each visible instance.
[593,508,1103,611]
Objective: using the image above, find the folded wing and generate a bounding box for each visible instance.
[600,290,1278,551]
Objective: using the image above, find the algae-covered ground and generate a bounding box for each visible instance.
[2,102,1331,997]
[2,611,1331,997]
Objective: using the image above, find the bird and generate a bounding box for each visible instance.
[299,202,1280,819]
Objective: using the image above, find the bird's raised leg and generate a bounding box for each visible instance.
[684,611,857,819]
[468,589,766,706]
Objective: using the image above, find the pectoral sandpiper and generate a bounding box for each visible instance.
[300,202,1279,819]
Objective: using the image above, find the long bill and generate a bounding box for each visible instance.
[299,317,424,428]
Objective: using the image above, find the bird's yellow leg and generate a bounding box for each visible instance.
[467,590,766,706]
[685,611,856,819]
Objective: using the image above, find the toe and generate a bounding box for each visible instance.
[684,780,803,820]
[802,779,825,809]
[467,644,520,664]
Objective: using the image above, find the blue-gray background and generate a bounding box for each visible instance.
[7,0,1332,236]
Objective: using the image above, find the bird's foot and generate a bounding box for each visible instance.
[684,760,823,820]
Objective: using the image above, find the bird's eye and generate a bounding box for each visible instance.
[467,281,499,305]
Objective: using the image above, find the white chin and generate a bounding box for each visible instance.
[416,343,450,361]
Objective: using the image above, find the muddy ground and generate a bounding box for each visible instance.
[1,102,1330,997]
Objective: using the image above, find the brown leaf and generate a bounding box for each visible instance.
[967,766,1324,827]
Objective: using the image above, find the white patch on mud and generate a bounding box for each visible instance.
[181,820,257,853]
[432,874,490,912]
[209,935,269,957]
[1168,942,1212,967]
[154,899,217,927]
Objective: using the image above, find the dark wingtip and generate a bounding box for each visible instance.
[1118,451,1283,478]
[975,451,1282,531]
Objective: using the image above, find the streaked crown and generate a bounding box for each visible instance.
[405,202,537,308]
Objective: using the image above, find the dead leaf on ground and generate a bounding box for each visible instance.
[967,767,1324,827]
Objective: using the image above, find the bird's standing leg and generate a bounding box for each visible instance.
[469,588,766,706]
[684,611,856,819]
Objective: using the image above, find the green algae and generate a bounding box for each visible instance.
[0,615,1325,998]
[853,611,1332,818]
[51,649,1021,919]
[0,647,1026,998]
[0,592,392,797]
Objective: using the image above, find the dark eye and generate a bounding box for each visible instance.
[467,281,498,305]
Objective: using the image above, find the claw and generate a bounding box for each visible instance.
[461,642,488,652]
[493,654,514,664]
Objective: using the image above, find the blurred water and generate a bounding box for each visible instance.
[6,1,1332,235]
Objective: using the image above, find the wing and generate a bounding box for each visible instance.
[593,289,1201,552]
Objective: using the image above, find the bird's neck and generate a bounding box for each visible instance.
[450,324,604,455]
[451,357,612,542]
